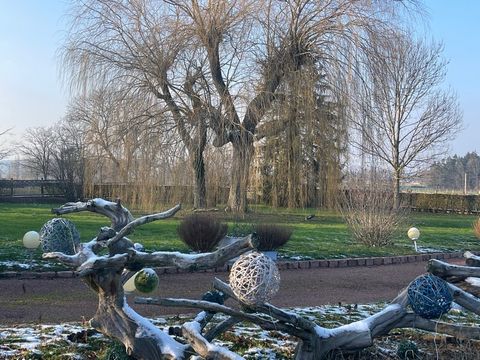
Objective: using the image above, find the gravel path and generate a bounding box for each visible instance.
[1,259,461,326]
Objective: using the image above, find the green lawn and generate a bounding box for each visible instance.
[0,202,479,271]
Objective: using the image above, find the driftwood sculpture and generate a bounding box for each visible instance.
[43,198,480,359]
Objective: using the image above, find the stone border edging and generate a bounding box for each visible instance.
[0,251,465,280]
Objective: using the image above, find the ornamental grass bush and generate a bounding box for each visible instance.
[177,214,227,252]
[340,174,406,247]
[253,223,293,251]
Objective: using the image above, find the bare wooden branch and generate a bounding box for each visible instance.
[465,251,480,267]
[213,278,318,332]
[107,204,181,247]
[53,198,134,231]
[136,297,310,339]
[428,259,480,279]
[182,320,244,360]
[131,234,256,270]
[396,313,480,340]
[204,317,241,342]
[447,283,480,316]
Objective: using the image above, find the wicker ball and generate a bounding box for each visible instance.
[40,218,80,255]
[407,274,452,319]
[229,252,280,305]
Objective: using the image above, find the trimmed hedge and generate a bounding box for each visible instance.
[401,193,480,213]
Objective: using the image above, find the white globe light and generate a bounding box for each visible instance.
[408,227,420,241]
[23,231,41,249]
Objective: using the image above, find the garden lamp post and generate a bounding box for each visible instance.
[408,227,420,252]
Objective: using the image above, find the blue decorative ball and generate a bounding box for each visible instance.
[407,274,452,319]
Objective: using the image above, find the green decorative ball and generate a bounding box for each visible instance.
[40,218,80,255]
[134,268,159,293]
[396,340,419,360]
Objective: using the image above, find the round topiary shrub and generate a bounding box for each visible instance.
[253,224,292,251]
[177,214,227,252]
[40,218,80,255]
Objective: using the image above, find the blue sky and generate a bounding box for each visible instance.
[0,0,478,156]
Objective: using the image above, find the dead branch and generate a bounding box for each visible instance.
[465,251,480,267]
[132,234,256,270]
[52,198,134,231]
[107,204,181,247]
[182,320,244,360]
[428,259,480,279]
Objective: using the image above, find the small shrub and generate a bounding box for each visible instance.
[177,214,227,252]
[253,223,292,251]
[340,173,406,247]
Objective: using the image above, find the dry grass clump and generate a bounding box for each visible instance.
[177,214,227,252]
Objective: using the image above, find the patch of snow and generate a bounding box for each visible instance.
[466,277,480,287]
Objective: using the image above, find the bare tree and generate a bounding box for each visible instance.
[17,127,56,179]
[350,33,462,208]
[61,0,414,212]
[0,128,12,162]
[51,119,87,201]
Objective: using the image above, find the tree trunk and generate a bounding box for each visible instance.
[191,150,207,209]
[287,118,300,208]
[228,136,254,213]
[393,169,401,209]
[86,271,185,360]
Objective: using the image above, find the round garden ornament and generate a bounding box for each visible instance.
[134,268,159,294]
[23,231,40,249]
[40,218,80,255]
[407,227,420,240]
[229,251,280,305]
[123,273,138,293]
[407,274,452,319]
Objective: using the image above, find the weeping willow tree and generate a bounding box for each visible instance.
[254,63,347,209]
[61,0,418,213]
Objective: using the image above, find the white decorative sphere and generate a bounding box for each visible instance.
[123,273,138,293]
[408,227,420,241]
[229,252,280,305]
[23,231,40,249]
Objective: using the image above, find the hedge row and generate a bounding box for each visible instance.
[401,193,480,213]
